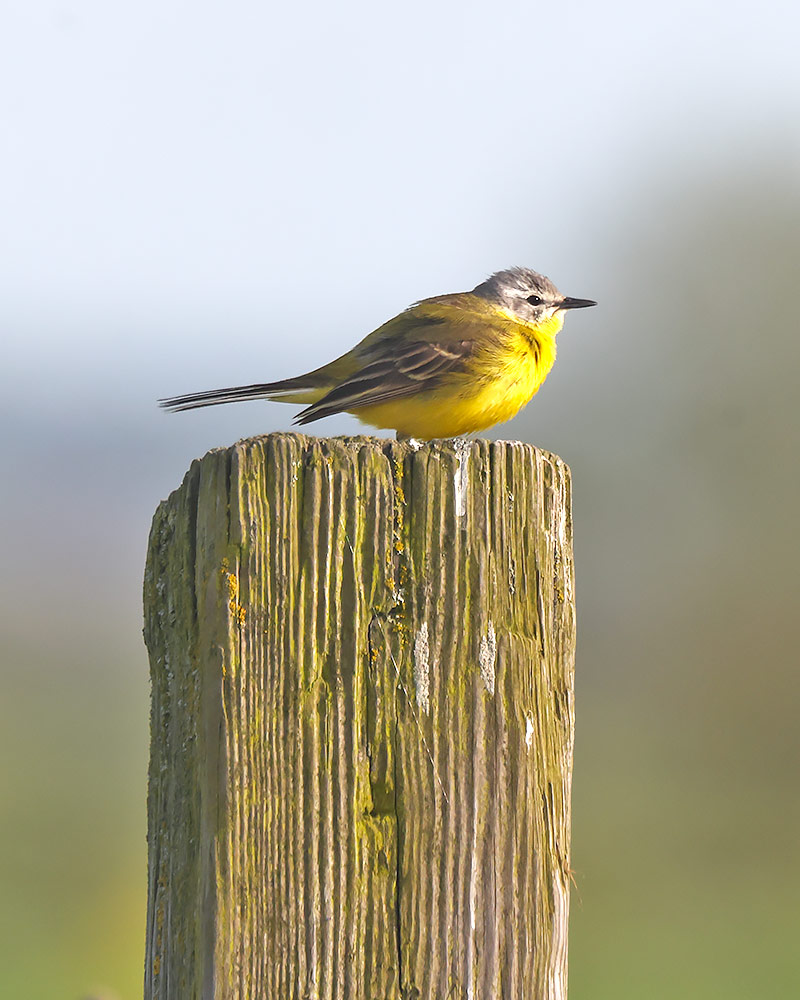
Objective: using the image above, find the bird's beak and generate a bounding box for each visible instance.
[558,296,597,310]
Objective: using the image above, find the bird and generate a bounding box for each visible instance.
[160,267,596,440]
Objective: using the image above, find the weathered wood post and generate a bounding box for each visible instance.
[143,433,576,1000]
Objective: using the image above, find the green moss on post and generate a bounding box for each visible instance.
[143,433,576,1000]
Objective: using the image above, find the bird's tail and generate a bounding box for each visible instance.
[159,375,324,412]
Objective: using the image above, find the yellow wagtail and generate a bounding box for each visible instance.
[160,268,596,439]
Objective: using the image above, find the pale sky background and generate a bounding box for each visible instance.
[1,2,799,998]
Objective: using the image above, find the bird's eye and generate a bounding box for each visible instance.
[526,294,543,306]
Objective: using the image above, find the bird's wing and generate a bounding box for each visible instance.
[160,295,497,416]
[294,337,478,425]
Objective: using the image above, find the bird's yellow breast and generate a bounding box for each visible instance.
[356,310,562,439]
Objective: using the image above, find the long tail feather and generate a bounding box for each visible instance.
[160,376,319,412]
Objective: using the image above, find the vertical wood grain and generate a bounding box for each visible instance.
[143,433,576,1000]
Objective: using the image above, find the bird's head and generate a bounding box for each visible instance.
[472,267,596,328]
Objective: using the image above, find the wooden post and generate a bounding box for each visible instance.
[143,433,576,1000]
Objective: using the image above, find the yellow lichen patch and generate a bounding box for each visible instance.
[391,451,407,556]
[221,562,247,625]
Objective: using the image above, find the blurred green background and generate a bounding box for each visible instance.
[1,2,798,998]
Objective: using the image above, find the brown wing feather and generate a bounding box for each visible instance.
[294,340,476,425]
